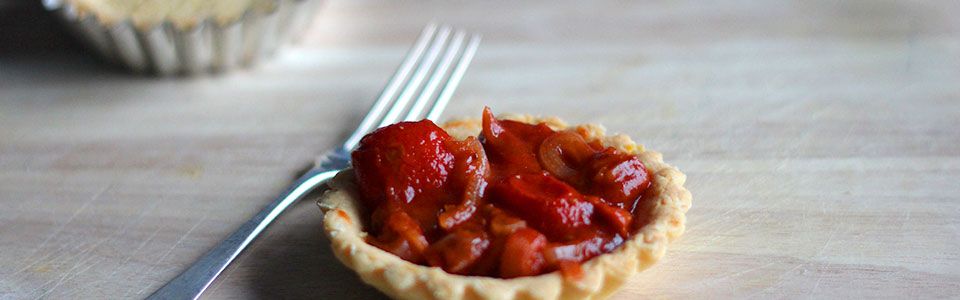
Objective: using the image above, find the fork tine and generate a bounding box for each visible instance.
[376,26,452,128]
[426,34,481,122]
[404,30,467,122]
[342,24,438,150]
[345,25,480,151]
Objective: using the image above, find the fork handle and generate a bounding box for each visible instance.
[147,168,340,300]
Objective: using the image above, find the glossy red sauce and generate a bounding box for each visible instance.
[351,107,651,278]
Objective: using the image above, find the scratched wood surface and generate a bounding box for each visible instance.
[2,0,960,299]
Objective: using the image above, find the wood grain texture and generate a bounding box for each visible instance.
[1,0,959,299]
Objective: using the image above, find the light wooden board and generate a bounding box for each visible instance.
[1,0,959,298]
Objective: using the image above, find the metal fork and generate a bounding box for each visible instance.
[148,24,481,300]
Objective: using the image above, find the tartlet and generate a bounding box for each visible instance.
[318,113,691,300]
[44,0,323,75]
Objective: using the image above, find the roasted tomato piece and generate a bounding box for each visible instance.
[489,172,594,240]
[587,148,650,208]
[586,196,633,236]
[352,120,456,231]
[351,120,455,207]
[424,228,491,274]
[368,209,430,263]
[481,107,554,175]
[499,228,548,278]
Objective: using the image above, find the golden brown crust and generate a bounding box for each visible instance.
[317,115,691,300]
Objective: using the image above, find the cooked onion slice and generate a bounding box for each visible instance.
[537,131,596,185]
[438,137,490,230]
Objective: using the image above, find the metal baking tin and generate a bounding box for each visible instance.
[43,0,323,75]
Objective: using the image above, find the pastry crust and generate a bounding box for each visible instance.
[317,115,692,300]
[62,0,277,28]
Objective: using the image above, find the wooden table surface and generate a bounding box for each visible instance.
[2,0,959,299]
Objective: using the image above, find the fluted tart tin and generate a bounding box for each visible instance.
[43,0,323,75]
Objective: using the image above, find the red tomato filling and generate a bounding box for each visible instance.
[351,107,651,278]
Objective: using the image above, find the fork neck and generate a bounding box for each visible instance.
[317,147,353,171]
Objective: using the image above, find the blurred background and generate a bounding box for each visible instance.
[1,0,958,299]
